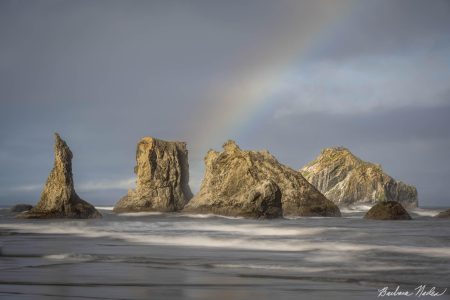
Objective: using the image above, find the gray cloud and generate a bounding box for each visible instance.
[311,0,450,61]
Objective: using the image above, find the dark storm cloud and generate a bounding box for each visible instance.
[0,0,449,206]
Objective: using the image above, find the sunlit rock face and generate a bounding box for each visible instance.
[21,133,101,219]
[114,137,193,213]
[300,147,418,209]
[184,140,341,218]
[364,201,412,220]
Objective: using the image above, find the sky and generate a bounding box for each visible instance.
[1,0,449,207]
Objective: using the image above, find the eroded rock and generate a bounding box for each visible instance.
[184,140,340,218]
[300,147,418,208]
[364,201,412,220]
[114,137,193,212]
[21,133,101,219]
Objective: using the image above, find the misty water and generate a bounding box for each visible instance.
[0,207,449,300]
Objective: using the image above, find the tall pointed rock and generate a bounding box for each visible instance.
[113,137,193,212]
[21,133,101,219]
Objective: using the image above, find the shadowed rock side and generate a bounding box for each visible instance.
[114,137,193,213]
[300,147,418,208]
[21,133,101,219]
[184,140,341,218]
[10,204,33,213]
[364,201,412,220]
[434,209,450,218]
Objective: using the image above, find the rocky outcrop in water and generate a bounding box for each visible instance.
[434,209,450,218]
[300,147,418,208]
[184,140,340,218]
[186,178,282,219]
[10,204,33,213]
[364,201,412,220]
[114,137,193,213]
[21,133,101,219]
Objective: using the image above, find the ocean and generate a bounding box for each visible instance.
[0,207,449,300]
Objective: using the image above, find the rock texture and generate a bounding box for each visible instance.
[364,201,412,220]
[186,178,282,219]
[10,204,33,213]
[434,209,450,218]
[184,140,341,218]
[114,137,193,213]
[21,133,101,219]
[300,147,418,208]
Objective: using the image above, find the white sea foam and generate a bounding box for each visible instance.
[214,262,423,273]
[410,208,443,217]
[103,221,334,236]
[95,206,115,210]
[117,212,164,217]
[175,223,331,236]
[340,204,373,213]
[214,264,335,273]
[177,213,244,220]
[284,216,330,220]
[44,253,96,262]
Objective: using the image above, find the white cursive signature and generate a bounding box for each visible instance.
[378,285,447,297]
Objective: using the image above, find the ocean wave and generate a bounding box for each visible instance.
[284,216,331,220]
[43,253,96,262]
[410,208,443,217]
[340,204,373,213]
[176,213,244,220]
[95,206,114,210]
[1,223,449,259]
[214,263,335,273]
[169,223,332,236]
[81,220,332,236]
[213,263,423,272]
[117,212,164,217]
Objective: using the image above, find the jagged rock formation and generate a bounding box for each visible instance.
[364,201,412,220]
[300,147,418,208]
[434,209,450,218]
[184,140,341,218]
[21,133,101,219]
[10,204,33,213]
[114,137,193,213]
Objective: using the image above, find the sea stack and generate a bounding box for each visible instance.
[21,133,101,219]
[113,137,193,213]
[184,140,341,218]
[300,147,418,208]
[364,201,412,220]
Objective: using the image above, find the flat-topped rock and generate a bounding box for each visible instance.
[364,201,412,220]
[300,147,418,208]
[21,133,101,219]
[184,140,340,218]
[114,137,193,213]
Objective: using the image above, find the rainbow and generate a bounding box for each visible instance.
[189,1,359,154]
